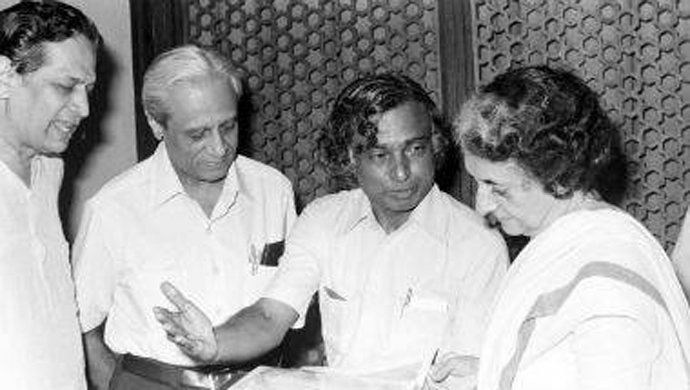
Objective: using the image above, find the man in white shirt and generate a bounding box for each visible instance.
[73,45,296,389]
[0,2,100,389]
[155,73,509,387]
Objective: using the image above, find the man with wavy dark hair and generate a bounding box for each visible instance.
[0,1,100,389]
[154,73,508,387]
[321,73,450,190]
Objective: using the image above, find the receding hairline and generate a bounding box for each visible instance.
[141,46,243,124]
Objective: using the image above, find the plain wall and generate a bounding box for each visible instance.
[0,0,138,239]
[61,0,137,240]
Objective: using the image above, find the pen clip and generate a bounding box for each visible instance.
[249,244,259,275]
[400,287,414,318]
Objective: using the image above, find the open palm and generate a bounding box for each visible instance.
[153,281,219,363]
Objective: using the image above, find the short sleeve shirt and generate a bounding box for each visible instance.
[264,185,508,372]
[73,144,296,366]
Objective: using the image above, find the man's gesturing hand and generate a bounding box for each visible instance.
[153,281,219,363]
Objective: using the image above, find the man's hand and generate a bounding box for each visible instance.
[153,281,218,363]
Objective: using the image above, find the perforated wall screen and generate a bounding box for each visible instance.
[185,0,442,210]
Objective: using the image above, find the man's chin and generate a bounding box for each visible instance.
[384,197,422,213]
[199,165,233,182]
[201,173,228,183]
[42,141,70,156]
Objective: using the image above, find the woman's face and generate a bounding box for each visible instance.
[463,153,559,237]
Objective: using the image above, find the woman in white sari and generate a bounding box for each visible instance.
[430,66,690,390]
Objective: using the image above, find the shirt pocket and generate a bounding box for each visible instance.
[394,290,450,352]
[260,240,285,267]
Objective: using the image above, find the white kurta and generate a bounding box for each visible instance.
[73,144,296,366]
[264,186,509,373]
[478,208,690,390]
[0,156,86,389]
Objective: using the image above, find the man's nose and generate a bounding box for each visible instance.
[475,183,498,216]
[208,129,228,156]
[390,153,411,182]
[70,86,90,118]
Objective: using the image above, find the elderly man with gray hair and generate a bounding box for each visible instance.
[73,45,296,389]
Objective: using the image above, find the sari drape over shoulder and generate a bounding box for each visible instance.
[478,208,690,390]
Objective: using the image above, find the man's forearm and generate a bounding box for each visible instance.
[214,298,298,364]
[84,324,119,390]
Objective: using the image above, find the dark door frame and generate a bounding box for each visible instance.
[129,0,189,160]
[438,0,475,205]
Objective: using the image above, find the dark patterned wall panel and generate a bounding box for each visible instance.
[184,0,441,209]
[472,0,690,250]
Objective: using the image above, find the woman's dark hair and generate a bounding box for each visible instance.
[320,72,449,190]
[455,65,627,204]
[0,1,101,74]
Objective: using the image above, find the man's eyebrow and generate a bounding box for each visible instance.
[369,135,432,149]
[185,125,208,133]
[478,178,500,186]
[403,135,432,145]
[219,117,237,125]
[56,75,95,86]
[53,76,79,84]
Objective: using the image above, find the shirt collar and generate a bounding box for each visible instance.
[340,189,375,233]
[148,143,240,211]
[341,185,447,242]
[408,184,447,242]
[213,159,241,216]
[149,143,184,207]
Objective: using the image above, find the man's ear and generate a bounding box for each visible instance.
[145,112,165,141]
[0,56,18,99]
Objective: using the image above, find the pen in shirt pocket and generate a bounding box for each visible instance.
[249,241,284,275]
[249,243,260,275]
[323,286,347,301]
[400,287,414,318]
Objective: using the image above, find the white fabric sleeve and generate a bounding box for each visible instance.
[571,316,656,390]
[263,203,323,328]
[72,200,120,333]
[280,179,297,237]
[444,232,509,357]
